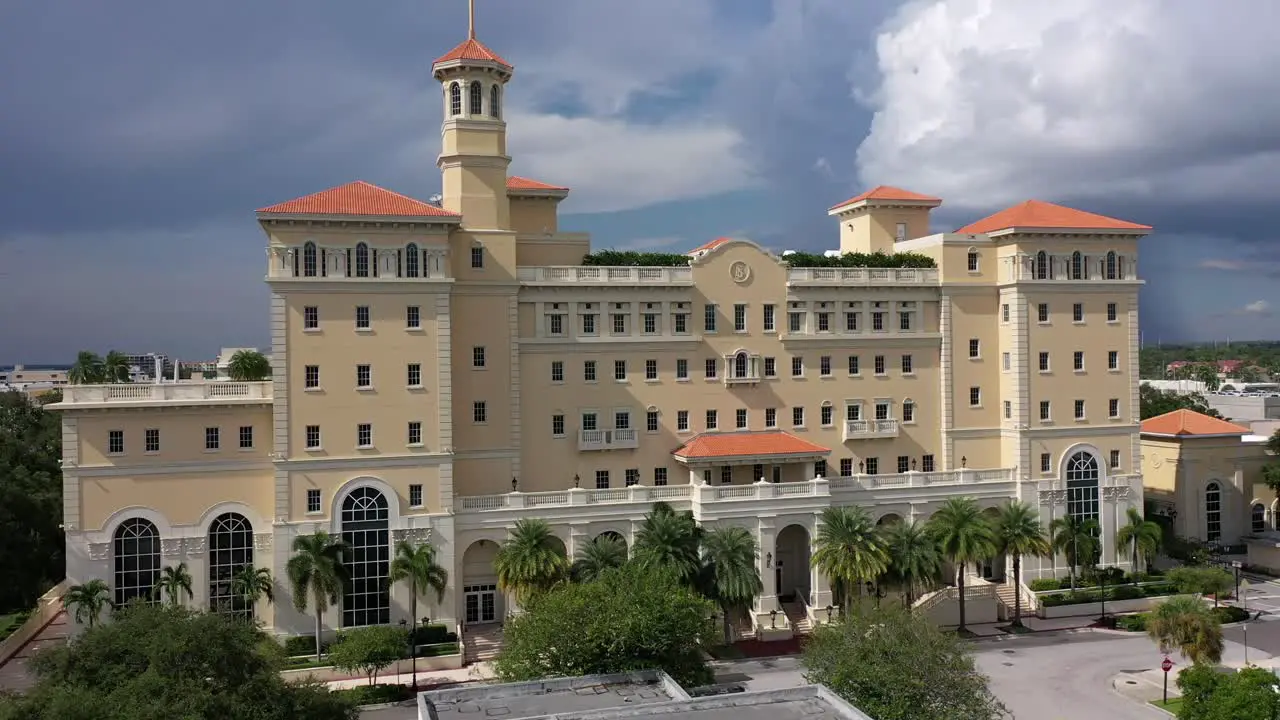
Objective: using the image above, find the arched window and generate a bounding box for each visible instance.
[1035,251,1049,280]
[1205,482,1222,541]
[355,243,370,277]
[490,84,501,118]
[1064,451,1100,523]
[208,512,254,617]
[302,241,318,277]
[966,248,979,273]
[405,243,419,278]
[469,81,483,115]
[734,352,748,378]
[901,398,916,424]
[449,82,462,116]
[341,487,390,627]
[1253,503,1266,533]
[1070,251,1083,280]
[1105,251,1118,280]
[114,518,161,606]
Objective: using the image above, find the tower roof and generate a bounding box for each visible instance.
[956,200,1151,235]
[829,185,942,212]
[1140,409,1249,438]
[433,37,512,70]
[256,181,460,219]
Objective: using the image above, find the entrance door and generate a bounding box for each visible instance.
[775,561,787,600]
[463,584,498,624]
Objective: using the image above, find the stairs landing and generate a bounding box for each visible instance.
[462,624,503,664]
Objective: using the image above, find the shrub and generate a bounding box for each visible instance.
[330,683,413,706]
[410,623,457,645]
[0,611,32,642]
[284,634,331,657]
[1110,585,1143,601]
[1028,579,1062,592]
[328,626,408,686]
[582,251,690,267]
[1115,613,1149,632]
[416,641,460,657]
[1212,606,1249,624]
[780,250,937,269]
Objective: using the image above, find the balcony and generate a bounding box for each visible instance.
[723,353,762,385]
[518,266,693,285]
[787,267,939,286]
[51,381,273,408]
[843,419,899,440]
[578,428,640,451]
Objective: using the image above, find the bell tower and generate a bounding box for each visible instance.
[432,0,512,230]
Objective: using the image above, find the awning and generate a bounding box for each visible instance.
[672,431,830,465]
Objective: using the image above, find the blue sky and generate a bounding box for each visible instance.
[3,0,1280,361]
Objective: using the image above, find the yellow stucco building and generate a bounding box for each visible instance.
[52,24,1153,645]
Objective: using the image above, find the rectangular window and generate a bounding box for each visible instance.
[205,427,220,451]
[874,355,886,376]
[791,357,804,377]
[355,305,370,329]
[763,304,775,332]
[643,313,657,334]
[705,409,718,430]
[1109,450,1121,469]
[306,489,322,514]
[1040,453,1051,473]
[734,304,747,332]
[902,401,915,423]
[895,222,907,240]
[551,414,565,437]
[409,484,423,508]
[840,458,853,477]
[470,246,484,268]
[582,413,599,432]
[818,312,831,332]
[614,359,627,381]
[406,305,420,329]
[645,359,658,380]
[764,357,776,377]
[820,356,832,377]
[720,466,733,485]
[647,410,660,432]
[1074,399,1086,420]
[845,311,859,331]
[1039,352,1050,372]
[356,364,372,388]
[472,347,486,369]
[1107,302,1118,322]
[1003,401,1012,419]
[792,406,805,427]
[899,311,912,331]
[901,354,913,374]
[815,460,828,478]
[677,411,689,432]
[848,355,860,375]
[550,361,564,383]
[239,425,253,449]
[872,312,885,331]
[969,339,980,359]
[897,456,910,474]
[612,313,627,334]
[304,365,320,389]
[1109,398,1120,418]
[1037,303,1049,323]
[595,470,610,489]
[1040,401,1051,421]
[1073,303,1084,322]
[549,314,564,335]
[765,408,777,428]
[821,405,833,426]
[654,467,668,486]
[473,401,487,424]
[1073,351,1084,371]
[625,469,640,487]
[676,359,688,380]
[1002,352,1011,371]
[674,313,687,334]
[1108,351,1119,370]
[408,421,422,445]
[789,312,803,333]
[584,360,597,382]
[865,457,879,475]
[305,425,321,449]
[736,408,748,429]
[407,363,422,387]
[1001,304,1009,323]
[357,423,372,448]
[304,306,319,329]
[705,358,718,379]
[582,312,597,335]
[969,387,981,407]
[704,304,717,332]
[145,428,160,453]
[922,455,935,472]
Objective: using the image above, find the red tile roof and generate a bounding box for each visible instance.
[829,185,942,211]
[673,432,830,460]
[433,38,512,69]
[507,176,568,192]
[688,237,734,254]
[1140,409,1250,437]
[256,181,459,218]
[957,200,1151,234]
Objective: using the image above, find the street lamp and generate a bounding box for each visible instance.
[770,609,778,629]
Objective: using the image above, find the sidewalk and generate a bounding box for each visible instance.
[962,615,1098,639]
[324,661,495,690]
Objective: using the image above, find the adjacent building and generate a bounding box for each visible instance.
[51,23,1151,642]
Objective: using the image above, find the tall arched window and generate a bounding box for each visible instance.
[1205,482,1222,541]
[341,487,390,627]
[355,243,370,277]
[1065,451,1100,523]
[469,81,483,115]
[302,242,318,277]
[405,243,419,278]
[1105,251,1118,280]
[490,84,501,118]
[1070,251,1083,280]
[208,513,254,617]
[114,518,161,606]
[449,82,462,116]
[1253,503,1266,533]
[734,352,748,378]
[1035,251,1049,279]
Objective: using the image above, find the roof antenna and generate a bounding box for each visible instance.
[468,0,476,39]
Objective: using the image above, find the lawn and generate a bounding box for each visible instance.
[1150,697,1183,714]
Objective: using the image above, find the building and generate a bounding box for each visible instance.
[50,19,1150,643]
[0,365,69,388]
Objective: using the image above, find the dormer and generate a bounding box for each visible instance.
[828,186,942,255]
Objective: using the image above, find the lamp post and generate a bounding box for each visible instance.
[1232,560,1243,600]
[826,605,834,622]
[770,609,778,629]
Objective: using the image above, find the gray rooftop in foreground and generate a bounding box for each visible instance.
[418,670,874,720]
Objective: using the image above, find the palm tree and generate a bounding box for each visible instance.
[571,535,628,583]
[811,506,889,617]
[1146,595,1224,665]
[153,563,194,606]
[632,502,704,586]
[227,349,272,381]
[63,579,112,628]
[286,531,350,661]
[928,498,996,633]
[68,351,105,384]
[494,519,569,605]
[229,564,275,618]
[699,526,763,644]
[991,501,1051,627]
[1049,515,1100,591]
[388,541,449,690]
[881,520,942,607]
[102,351,131,383]
[1115,507,1162,575]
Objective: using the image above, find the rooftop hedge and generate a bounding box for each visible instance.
[580,249,936,269]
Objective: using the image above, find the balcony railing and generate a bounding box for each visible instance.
[787,267,939,286]
[843,419,899,440]
[578,428,640,451]
[829,468,1014,490]
[518,266,693,284]
[54,381,273,406]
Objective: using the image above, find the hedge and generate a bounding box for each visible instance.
[0,611,32,643]
[1039,582,1176,607]
[1114,605,1248,633]
[1029,570,1164,592]
[283,641,459,669]
[282,623,455,658]
[330,683,413,706]
[579,249,938,269]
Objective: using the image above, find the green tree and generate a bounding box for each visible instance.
[1049,515,1100,591]
[990,501,1050,627]
[1177,664,1280,720]
[102,351,130,383]
[698,526,763,644]
[327,625,407,686]
[1259,430,1280,506]
[67,351,104,384]
[494,564,716,688]
[153,563,193,607]
[0,603,356,720]
[802,605,1006,720]
[1192,364,1221,392]
[1115,507,1163,574]
[880,519,942,607]
[1167,566,1234,607]
[1235,365,1265,383]
[62,580,112,629]
[0,391,64,613]
[927,498,995,633]
[387,539,448,689]
[1140,384,1222,420]
[494,518,569,605]
[571,535,628,583]
[632,502,704,586]
[286,531,350,661]
[1146,595,1224,665]
[811,506,888,617]
[229,564,275,618]
[226,349,272,381]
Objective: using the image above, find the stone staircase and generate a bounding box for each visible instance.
[995,581,1036,622]
[781,601,812,634]
[462,624,504,664]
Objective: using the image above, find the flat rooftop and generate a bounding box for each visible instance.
[418,671,873,720]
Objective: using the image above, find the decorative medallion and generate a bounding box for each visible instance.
[404,528,433,545]
[254,533,273,552]
[161,538,186,558]
[730,261,751,284]
[87,542,110,561]
[1038,490,1068,506]
[1103,486,1132,501]
[183,537,206,556]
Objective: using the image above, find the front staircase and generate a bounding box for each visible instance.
[462,624,503,664]
[781,600,812,634]
[995,581,1037,622]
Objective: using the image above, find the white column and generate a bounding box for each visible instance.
[756,519,777,613]
[810,513,833,609]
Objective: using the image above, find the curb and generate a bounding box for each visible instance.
[965,626,1097,643]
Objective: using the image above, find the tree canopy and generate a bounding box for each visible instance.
[1177,664,1280,720]
[0,391,64,614]
[1139,384,1222,420]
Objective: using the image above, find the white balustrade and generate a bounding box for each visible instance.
[786,267,939,285]
[518,266,693,284]
[57,382,272,405]
[577,428,640,451]
[843,419,899,440]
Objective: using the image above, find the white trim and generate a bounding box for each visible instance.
[94,506,174,542]
[329,476,404,533]
[196,502,270,538]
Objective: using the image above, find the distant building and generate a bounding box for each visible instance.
[0,365,69,388]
